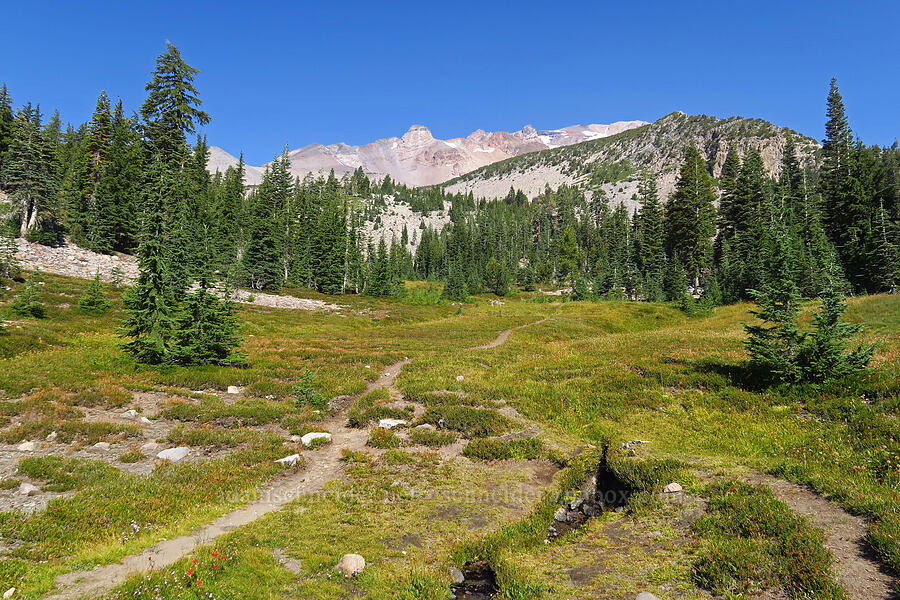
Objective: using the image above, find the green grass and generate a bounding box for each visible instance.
[367,427,403,449]
[2,270,899,599]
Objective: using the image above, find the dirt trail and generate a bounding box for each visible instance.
[471,317,549,350]
[43,360,409,600]
[746,472,898,600]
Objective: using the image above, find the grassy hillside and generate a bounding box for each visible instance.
[0,273,897,599]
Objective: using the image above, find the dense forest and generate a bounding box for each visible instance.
[0,45,897,313]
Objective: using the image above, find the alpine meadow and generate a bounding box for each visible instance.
[0,4,899,600]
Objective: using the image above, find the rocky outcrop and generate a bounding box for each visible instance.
[13,239,342,312]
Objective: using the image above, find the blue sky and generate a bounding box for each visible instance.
[2,1,898,165]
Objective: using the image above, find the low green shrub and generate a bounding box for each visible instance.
[408,428,456,447]
[367,427,402,449]
[692,480,845,599]
[420,406,509,438]
[462,438,543,461]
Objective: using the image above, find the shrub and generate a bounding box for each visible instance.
[10,281,45,318]
[462,438,543,461]
[408,428,456,447]
[293,369,327,410]
[119,450,144,463]
[367,427,402,449]
[420,406,509,438]
[692,480,845,599]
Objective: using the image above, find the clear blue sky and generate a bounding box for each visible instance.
[2,1,898,165]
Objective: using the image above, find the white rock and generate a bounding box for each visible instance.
[3,587,15,599]
[16,442,36,452]
[139,417,152,425]
[226,386,242,395]
[45,431,57,442]
[377,418,407,429]
[18,482,39,496]
[275,453,301,466]
[553,507,567,522]
[414,424,435,431]
[92,442,111,451]
[636,593,662,600]
[156,447,190,462]
[300,432,332,447]
[289,435,301,443]
[121,409,138,420]
[663,482,683,494]
[334,553,365,576]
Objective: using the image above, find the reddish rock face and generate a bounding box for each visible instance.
[207,120,647,188]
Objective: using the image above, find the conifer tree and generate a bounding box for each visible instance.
[140,42,209,167]
[78,271,111,314]
[797,284,875,382]
[0,84,14,174]
[10,280,45,318]
[1,104,60,243]
[81,91,113,251]
[98,101,143,253]
[743,226,805,383]
[119,157,175,364]
[168,284,244,366]
[241,172,283,290]
[633,173,665,301]
[664,145,716,287]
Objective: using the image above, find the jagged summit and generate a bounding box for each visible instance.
[208,120,648,187]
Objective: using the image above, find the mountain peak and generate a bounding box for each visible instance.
[402,125,434,146]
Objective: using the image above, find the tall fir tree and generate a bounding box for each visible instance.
[664,145,716,287]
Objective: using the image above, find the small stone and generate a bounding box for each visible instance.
[121,409,138,420]
[289,435,301,443]
[226,386,242,395]
[635,593,661,600]
[139,417,152,425]
[156,447,190,462]
[568,497,584,511]
[663,482,683,494]
[377,418,407,429]
[275,454,301,467]
[455,375,464,382]
[45,431,57,442]
[141,442,159,452]
[449,566,465,584]
[300,432,332,447]
[3,587,15,599]
[334,553,365,576]
[414,424,435,431]
[92,442,111,451]
[16,441,36,452]
[18,483,39,496]
[553,507,567,522]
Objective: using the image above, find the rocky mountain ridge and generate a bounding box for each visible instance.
[208,120,648,188]
[443,112,821,211]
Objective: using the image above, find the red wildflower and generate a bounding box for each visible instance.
[197,580,202,588]
[212,551,219,558]
[213,563,218,569]
[187,568,193,576]
[192,558,198,566]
